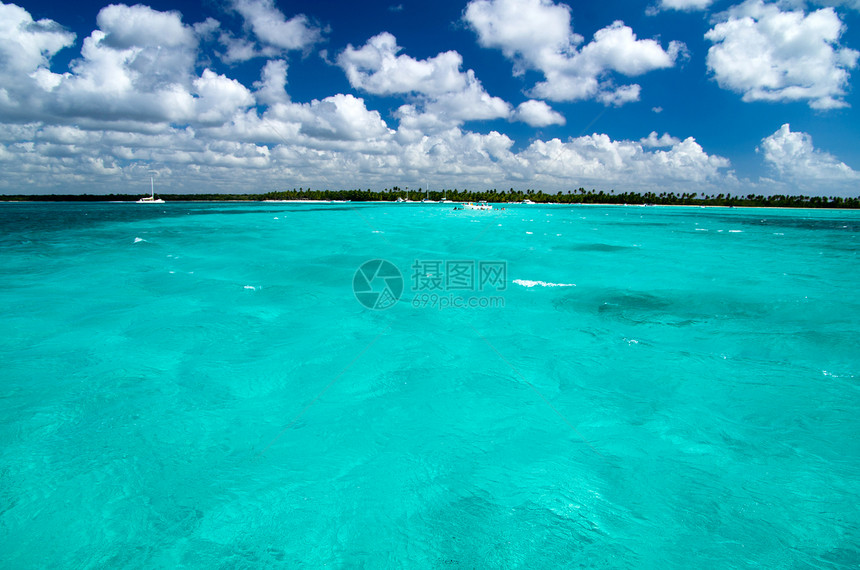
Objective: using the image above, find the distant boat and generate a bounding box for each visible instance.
[422,185,437,203]
[396,188,413,202]
[522,199,535,204]
[137,175,164,204]
[440,188,452,203]
[461,201,493,211]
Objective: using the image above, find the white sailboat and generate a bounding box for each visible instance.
[137,175,164,204]
[421,184,436,203]
[397,187,412,202]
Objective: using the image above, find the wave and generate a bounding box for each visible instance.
[513,279,575,288]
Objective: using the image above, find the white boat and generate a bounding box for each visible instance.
[522,199,535,204]
[396,187,413,202]
[461,201,493,211]
[137,175,164,204]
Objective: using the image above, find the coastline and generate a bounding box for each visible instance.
[2,199,858,211]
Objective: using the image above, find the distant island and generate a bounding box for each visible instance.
[2,187,859,209]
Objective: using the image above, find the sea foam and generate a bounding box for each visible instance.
[513,279,575,288]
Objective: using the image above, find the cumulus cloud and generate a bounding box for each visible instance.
[0,3,75,74]
[231,0,323,53]
[0,2,75,119]
[291,94,392,141]
[218,33,260,63]
[425,74,512,122]
[254,60,290,105]
[519,133,730,185]
[514,100,566,126]
[641,132,681,147]
[705,0,859,109]
[337,32,512,125]
[464,0,684,104]
[48,7,200,123]
[759,124,859,186]
[194,70,254,124]
[0,3,264,129]
[97,3,195,49]
[338,32,468,96]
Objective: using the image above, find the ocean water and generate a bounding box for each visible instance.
[1,201,858,568]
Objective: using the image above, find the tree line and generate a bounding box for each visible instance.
[2,187,858,208]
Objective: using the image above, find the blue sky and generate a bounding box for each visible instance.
[2,0,859,195]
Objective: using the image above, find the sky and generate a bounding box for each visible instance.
[1,0,860,196]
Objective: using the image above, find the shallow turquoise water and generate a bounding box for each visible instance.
[1,202,859,567]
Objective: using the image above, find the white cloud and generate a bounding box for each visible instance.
[294,94,392,141]
[0,2,75,120]
[337,32,512,125]
[254,60,289,105]
[97,4,195,49]
[194,70,254,124]
[193,17,220,39]
[705,0,859,109]
[47,4,201,124]
[596,84,641,107]
[759,124,859,185]
[218,33,260,63]
[465,0,683,104]
[423,72,512,122]
[641,132,681,147]
[338,32,467,96]
[519,133,731,185]
[657,0,714,11]
[575,21,682,76]
[1,110,736,195]
[231,0,323,53]
[465,0,576,67]
[513,100,566,126]
[0,3,264,129]
[0,2,75,74]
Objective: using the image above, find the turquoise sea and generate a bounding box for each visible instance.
[1,201,859,568]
